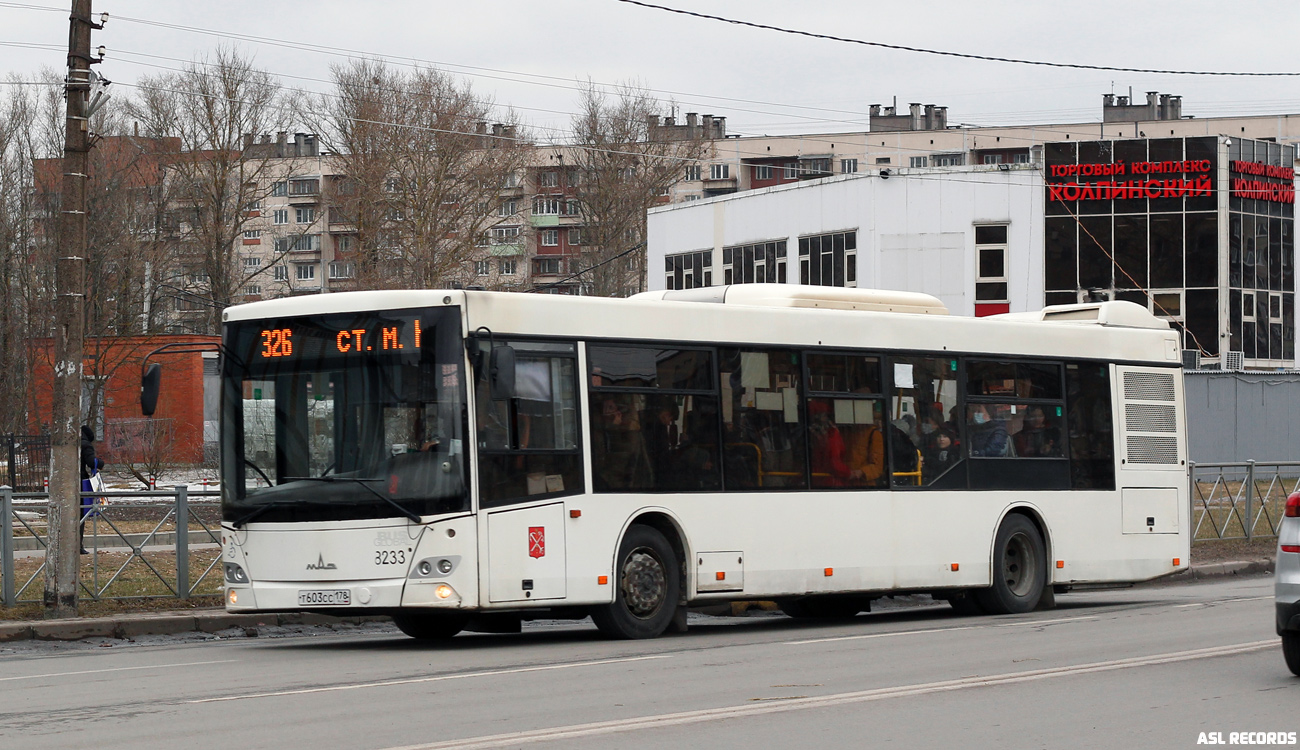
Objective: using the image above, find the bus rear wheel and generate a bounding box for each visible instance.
[392,612,469,641]
[1283,632,1300,677]
[591,525,680,639]
[975,514,1046,615]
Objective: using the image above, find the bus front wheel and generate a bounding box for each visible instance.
[975,514,1046,615]
[591,525,681,639]
[392,612,468,641]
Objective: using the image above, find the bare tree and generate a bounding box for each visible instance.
[128,47,298,332]
[566,81,707,297]
[318,60,530,290]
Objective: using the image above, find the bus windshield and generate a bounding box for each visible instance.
[220,306,468,523]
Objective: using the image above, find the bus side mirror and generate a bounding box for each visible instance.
[489,345,516,401]
[141,362,161,416]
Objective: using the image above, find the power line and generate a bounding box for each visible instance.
[614,0,1300,77]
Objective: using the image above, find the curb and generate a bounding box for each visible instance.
[0,609,391,643]
[1167,558,1275,582]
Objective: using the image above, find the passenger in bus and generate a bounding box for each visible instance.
[844,405,886,488]
[920,415,960,479]
[593,396,652,490]
[808,400,850,487]
[967,404,1010,457]
[1013,406,1061,457]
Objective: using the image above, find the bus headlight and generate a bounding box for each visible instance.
[437,559,453,574]
[224,563,249,584]
[417,561,432,576]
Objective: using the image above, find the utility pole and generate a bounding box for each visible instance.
[45,0,99,618]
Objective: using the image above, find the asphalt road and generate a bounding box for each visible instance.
[0,576,1294,750]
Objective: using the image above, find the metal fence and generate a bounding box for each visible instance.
[1191,460,1299,541]
[1,486,222,607]
[1,434,51,492]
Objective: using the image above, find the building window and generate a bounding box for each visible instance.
[499,258,517,275]
[295,207,316,224]
[538,171,558,188]
[909,156,927,168]
[840,158,859,174]
[328,261,354,279]
[664,249,712,290]
[875,157,892,165]
[1013,152,1032,164]
[245,199,262,212]
[798,230,857,287]
[272,209,288,225]
[802,158,831,176]
[684,194,701,202]
[533,196,561,215]
[1243,291,1256,322]
[1150,291,1183,320]
[567,228,582,246]
[784,162,799,179]
[273,265,288,281]
[983,154,1004,165]
[753,165,772,180]
[270,181,287,197]
[473,260,489,276]
[502,173,520,188]
[724,240,787,285]
[244,256,261,268]
[336,235,353,253]
[295,264,316,281]
[244,284,260,295]
[685,165,701,181]
[709,164,730,180]
[492,225,521,243]
[975,225,1009,304]
[932,153,964,167]
[535,257,561,275]
[499,200,517,217]
[288,234,319,252]
[541,229,559,247]
[564,199,581,216]
[288,178,319,196]
[243,229,261,240]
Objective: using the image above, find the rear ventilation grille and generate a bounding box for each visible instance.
[1125,403,1177,434]
[1123,371,1176,402]
[1126,436,1180,465]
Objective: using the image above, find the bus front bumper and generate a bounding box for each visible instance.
[226,577,467,612]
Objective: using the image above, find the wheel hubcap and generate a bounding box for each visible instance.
[1002,531,1037,597]
[620,547,667,619]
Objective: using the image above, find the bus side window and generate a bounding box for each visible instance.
[889,357,962,487]
[475,342,583,507]
[1066,363,1115,490]
[719,348,806,491]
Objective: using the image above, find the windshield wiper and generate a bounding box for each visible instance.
[282,476,421,523]
[231,498,323,529]
[244,458,274,486]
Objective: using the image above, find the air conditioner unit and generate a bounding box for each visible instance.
[1180,350,1200,370]
[1223,350,1244,371]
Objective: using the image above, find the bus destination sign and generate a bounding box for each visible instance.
[256,316,424,360]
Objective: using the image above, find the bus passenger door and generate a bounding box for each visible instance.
[486,503,567,602]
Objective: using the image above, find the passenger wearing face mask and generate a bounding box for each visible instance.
[967,403,1010,457]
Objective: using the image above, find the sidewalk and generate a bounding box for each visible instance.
[0,556,1276,644]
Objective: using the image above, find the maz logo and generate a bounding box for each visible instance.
[306,554,338,571]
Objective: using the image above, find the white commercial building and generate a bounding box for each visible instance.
[648,164,1042,318]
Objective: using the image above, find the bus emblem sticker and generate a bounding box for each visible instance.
[528,527,545,558]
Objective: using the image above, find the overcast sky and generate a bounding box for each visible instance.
[3,0,1299,142]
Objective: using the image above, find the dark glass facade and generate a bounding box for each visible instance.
[1044,136,1295,365]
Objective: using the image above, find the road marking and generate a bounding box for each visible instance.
[379,640,1275,750]
[187,654,670,703]
[1175,595,1273,608]
[0,659,236,683]
[784,614,1097,645]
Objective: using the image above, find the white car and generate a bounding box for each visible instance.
[1278,492,1300,676]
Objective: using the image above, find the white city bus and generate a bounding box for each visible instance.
[215,285,1190,639]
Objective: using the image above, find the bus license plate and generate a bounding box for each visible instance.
[298,589,350,606]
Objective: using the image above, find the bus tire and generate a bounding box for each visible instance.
[975,514,1046,615]
[591,525,680,640]
[392,612,468,641]
[1283,632,1300,677]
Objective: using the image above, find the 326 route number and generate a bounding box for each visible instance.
[260,328,293,358]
